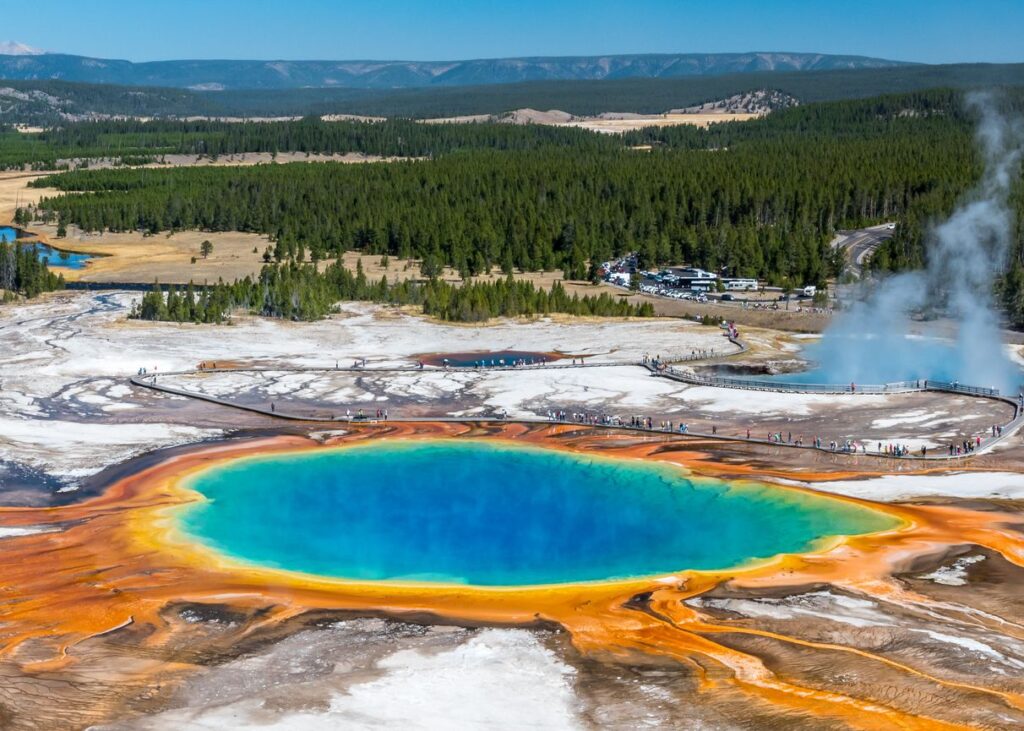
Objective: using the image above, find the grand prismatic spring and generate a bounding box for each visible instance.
[174,439,899,586]
[4,422,1024,728]
[2,60,1024,728]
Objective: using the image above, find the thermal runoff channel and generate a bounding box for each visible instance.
[174,440,897,586]
[806,93,1024,392]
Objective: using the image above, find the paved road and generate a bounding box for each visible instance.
[831,223,895,278]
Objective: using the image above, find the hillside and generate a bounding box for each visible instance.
[274,63,1024,118]
[1,63,1023,126]
[0,51,912,90]
[0,80,209,124]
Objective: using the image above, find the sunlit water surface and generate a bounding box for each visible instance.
[420,350,557,367]
[177,441,898,586]
[32,243,95,270]
[0,230,96,270]
[771,336,1022,391]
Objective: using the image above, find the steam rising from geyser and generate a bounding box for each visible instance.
[812,92,1024,393]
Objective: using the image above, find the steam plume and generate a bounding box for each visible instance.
[813,92,1024,393]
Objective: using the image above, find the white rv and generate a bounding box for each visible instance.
[725,278,758,291]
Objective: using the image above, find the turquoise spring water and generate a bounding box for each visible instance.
[772,337,1022,389]
[177,440,898,586]
[422,350,555,368]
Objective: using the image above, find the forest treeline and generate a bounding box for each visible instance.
[0,117,616,169]
[33,150,843,286]
[11,89,1024,323]
[30,90,1002,288]
[130,260,653,323]
[0,243,65,300]
[6,86,1017,170]
[626,89,1024,276]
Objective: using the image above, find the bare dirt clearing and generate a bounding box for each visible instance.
[420,107,762,133]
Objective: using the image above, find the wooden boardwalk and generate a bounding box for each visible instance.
[129,349,1023,462]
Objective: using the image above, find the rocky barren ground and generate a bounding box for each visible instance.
[2,291,1024,729]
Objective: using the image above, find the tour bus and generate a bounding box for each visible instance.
[724,278,759,291]
[673,267,716,280]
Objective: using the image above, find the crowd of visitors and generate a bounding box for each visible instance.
[643,349,720,370]
[137,357,1015,463]
[737,300,833,316]
[540,408,1008,460]
[949,437,982,456]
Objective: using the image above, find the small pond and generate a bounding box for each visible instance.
[2,229,97,270]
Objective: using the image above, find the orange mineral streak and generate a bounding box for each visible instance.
[1,422,1022,728]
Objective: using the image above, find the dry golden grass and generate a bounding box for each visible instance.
[0,170,56,221]
[77,151,414,171]
[30,224,270,284]
[0,153,406,224]
[560,112,762,134]
[633,293,832,333]
[418,109,763,133]
[3,157,828,332]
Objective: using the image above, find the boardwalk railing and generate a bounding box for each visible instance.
[924,380,1002,398]
[654,342,1002,399]
[655,333,749,365]
[129,354,1021,461]
[656,368,929,394]
[654,333,1005,399]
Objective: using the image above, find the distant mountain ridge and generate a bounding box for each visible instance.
[6,62,1022,127]
[0,50,915,90]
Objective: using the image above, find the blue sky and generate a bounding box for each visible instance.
[4,0,1023,63]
